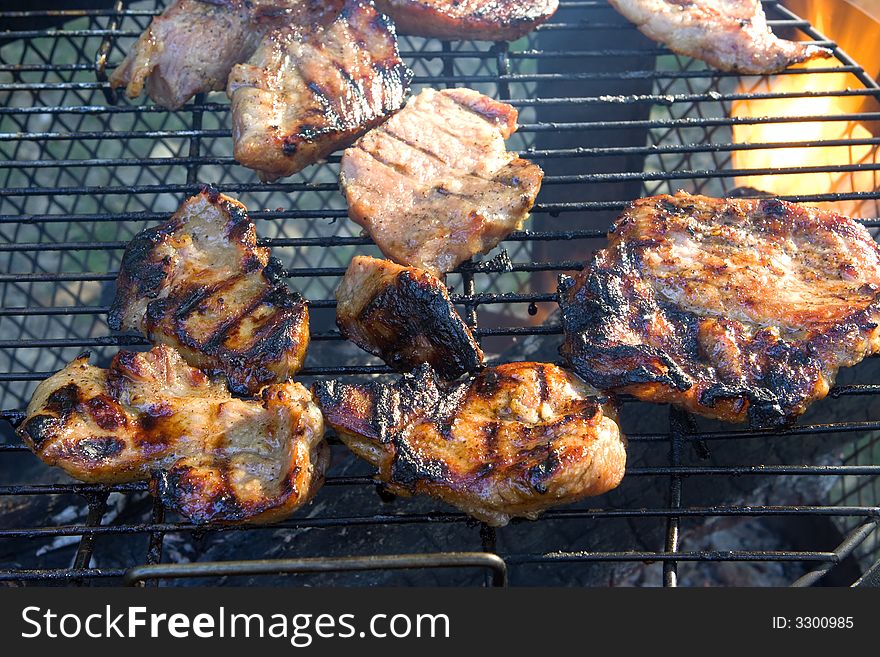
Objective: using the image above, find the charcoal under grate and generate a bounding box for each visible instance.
[1,0,879,587]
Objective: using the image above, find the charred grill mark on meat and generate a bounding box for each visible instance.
[606,0,832,74]
[335,256,484,379]
[109,187,310,395]
[18,346,329,524]
[227,0,411,182]
[313,362,626,526]
[558,192,880,427]
[373,0,559,41]
[340,87,543,276]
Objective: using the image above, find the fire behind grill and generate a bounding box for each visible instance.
[1,0,879,587]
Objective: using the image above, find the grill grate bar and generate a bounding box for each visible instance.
[0,548,848,584]
[663,409,692,586]
[9,134,880,169]
[504,551,841,564]
[5,67,864,93]
[141,497,166,589]
[69,493,109,587]
[7,87,877,118]
[790,521,880,586]
[0,261,587,285]
[2,503,877,540]
[13,236,880,285]
[0,325,566,350]
[0,0,787,16]
[5,196,879,217]
[0,569,127,582]
[0,19,830,38]
[121,554,509,587]
[0,503,875,521]
[0,44,836,69]
[7,414,880,441]
[6,110,880,142]
[13,312,880,343]
[7,162,880,204]
[0,294,559,318]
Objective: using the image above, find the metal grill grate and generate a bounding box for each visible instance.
[1,0,879,587]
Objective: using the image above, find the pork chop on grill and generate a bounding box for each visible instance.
[109,0,297,110]
[227,0,411,182]
[606,0,831,74]
[373,0,558,41]
[109,187,310,395]
[18,346,329,524]
[340,87,544,276]
[314,362,626,526]
[558,192,880,427]
[336,255,484,379]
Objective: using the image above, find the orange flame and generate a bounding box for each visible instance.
[731,0,880,217]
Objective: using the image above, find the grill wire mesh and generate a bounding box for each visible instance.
[1,0,879,586]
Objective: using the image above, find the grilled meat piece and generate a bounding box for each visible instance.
[607,0,831,74]
[336,255,484,379]
[227,0,411,182]
[109,187,309,395]
[109,0,268,110]
[373,0,558,41]
[18,346,328,524]
[314,362,626,526]
[340,87,543,276]
[558,192,880,427]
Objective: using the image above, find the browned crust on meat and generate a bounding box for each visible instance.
[558,192,880,427]
[227,0,411,181]
[108,186,309,395]
[313,362,626,526]
[335,256,484,379]
[339,87,544,276]
[374,0,558,41]
[18,347,329,524]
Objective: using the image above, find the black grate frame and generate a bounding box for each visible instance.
[0,0,879,587]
